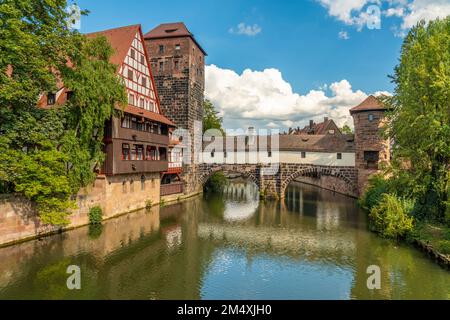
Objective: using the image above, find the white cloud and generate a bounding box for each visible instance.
[385,7,404,17]
[317,0,371,24]
[205,64,380,130]
[229,23,262,36]
[339,30,350,39]
[316,0,450,34]
[401,0,450,29]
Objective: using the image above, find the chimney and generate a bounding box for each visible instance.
[324,117,329,122]
[309,120,314,129]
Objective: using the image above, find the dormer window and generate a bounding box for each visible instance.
[47,93,56,105]
[66,91,74,101]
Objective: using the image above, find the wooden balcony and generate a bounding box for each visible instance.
[161,182,184,196]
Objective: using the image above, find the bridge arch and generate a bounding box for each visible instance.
[198,164,260,190]
[281,166,358,198]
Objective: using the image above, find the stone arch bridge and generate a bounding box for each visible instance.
[196,163,358,199]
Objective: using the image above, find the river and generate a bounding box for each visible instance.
[0,179,448,299]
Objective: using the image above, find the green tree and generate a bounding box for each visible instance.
[203,99,223,133]
[384,17,450,224]
[341,124,353,134]
[0,0,127,225]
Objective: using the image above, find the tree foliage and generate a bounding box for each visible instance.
[341,124,353,134]
[384,17,450,224]
[203,99,223,133]
[369,194,415,239]
[0,0,127,225]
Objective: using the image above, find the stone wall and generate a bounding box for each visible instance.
[352,110,390,194]
[0,173,161,247]
[197,163,358,199]
[145,35,205,196]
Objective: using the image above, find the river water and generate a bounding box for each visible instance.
[0,180,448,300]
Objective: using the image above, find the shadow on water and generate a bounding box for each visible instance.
[0,179,448,300]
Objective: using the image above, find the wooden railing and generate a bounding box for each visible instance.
[160,182,184,196]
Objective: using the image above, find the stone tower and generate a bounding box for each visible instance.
[350,95,391,195]
[144,23,206,194]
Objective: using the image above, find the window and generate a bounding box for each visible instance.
[130,49,135,59]
[141,175,145,191]
[135,145,144,160]
[128,69,134,80]
[174,60,179,70]
[159,61,164,71]
[147,146,157,160]
[159,147,167,161]
[364,151,379,169]
[140,55,145,64]
[159,45,164,54]
[268,151,272,158]
[329,129,335,134]
[142,77,147,87]
[66,91,74,101]
[175,44,181,50]
[301,152,306,159]
[368,114,374,122]
[122,144,130,160]
[140,98,145,108]
[47,93,56,105]
[122,114,132,128]
[337,153,342,160]
[131,116,138,130]
[128,94,135,106]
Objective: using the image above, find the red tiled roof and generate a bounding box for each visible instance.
[124,105,175,127]
[350,95,387,114]
[144,22,207,55]
[86,24,140,69]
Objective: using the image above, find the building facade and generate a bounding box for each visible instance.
[350,95,391,194]
[144,22,207,196]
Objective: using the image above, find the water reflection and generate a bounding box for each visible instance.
[0,180,448,300]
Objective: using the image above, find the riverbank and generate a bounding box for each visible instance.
[410,223,450,269]
[0,187,202,249]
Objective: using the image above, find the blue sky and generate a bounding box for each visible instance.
[75,0,450,130]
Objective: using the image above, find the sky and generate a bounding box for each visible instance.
[75,0,450,131]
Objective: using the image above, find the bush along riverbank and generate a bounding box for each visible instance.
[361,175,450,269]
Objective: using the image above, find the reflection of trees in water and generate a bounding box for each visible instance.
[284,182,363,231]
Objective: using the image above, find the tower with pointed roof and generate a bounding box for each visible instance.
[144,22,206,194]
[350,95,391,194]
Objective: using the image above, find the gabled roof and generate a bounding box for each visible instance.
[350,95,387,114]
[144,22,207,55]
[86,24,140,68]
